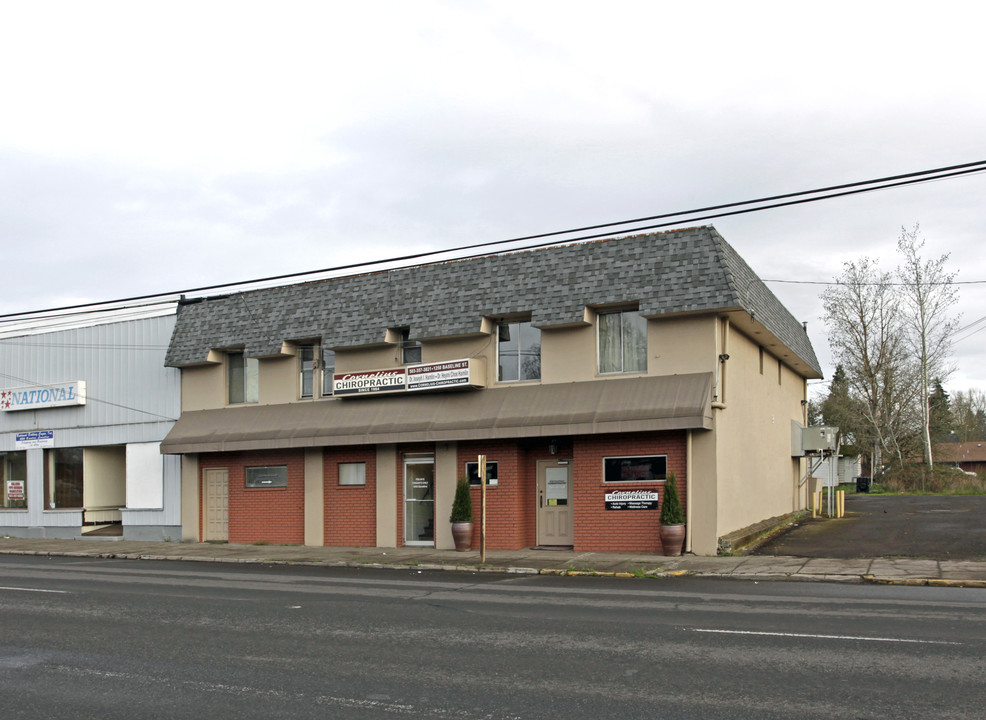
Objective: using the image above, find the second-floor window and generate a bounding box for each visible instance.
[401,329,421,365]
[322,348,335,396]
[228,351,259,404]
[498,320,540,381]
[598,310,647,374]
[299,345,316,398]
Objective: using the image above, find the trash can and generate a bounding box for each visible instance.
[855,476,871,493]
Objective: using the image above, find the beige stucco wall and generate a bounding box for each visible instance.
[181,364,225,411]
[337,346,401,373]
[180,454,200,541]
[540,314,719,384]
[83,446,126,508]
[260,355,298,405]
[646,316,718,378]
[434,442,458,550]
[713,325,808,540]
[178,314,727,409]
[540,324,596,383]
[304,448,324,546]
[375,444,397,547]
[688,428,720,555]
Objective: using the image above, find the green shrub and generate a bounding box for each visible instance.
[660,472,684,525]
[449,477,473,523]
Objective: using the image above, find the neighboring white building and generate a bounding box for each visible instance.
[0,301,182,540]
[812,455,862,488]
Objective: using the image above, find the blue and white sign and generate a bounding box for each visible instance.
[15,430,55,449]
[1,382,86,412]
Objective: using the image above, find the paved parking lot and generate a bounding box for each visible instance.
[754,494,986,560]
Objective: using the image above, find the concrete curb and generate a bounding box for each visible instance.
[862,574,986,589]
[4,546,986,587]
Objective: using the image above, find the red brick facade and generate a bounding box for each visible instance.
[572,432,687,553]
[198,431,687,552]
[200,450,306,545]
[323,446,376,546]
[457,432,687,553]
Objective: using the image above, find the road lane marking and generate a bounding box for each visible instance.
[689,628,961,645]
[0,586,68,594]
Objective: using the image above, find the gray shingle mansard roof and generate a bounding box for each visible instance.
[165,225,822,376]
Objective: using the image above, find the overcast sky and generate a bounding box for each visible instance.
[2,1,984,399]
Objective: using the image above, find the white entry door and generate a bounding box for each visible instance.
[404,455,435,546]
[537,460,573,546]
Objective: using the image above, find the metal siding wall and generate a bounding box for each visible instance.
[0,315,179,449]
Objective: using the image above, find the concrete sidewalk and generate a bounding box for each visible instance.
[3,536,986,587]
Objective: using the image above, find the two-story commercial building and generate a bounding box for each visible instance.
[161,226,822,555]
[1,302,182,540]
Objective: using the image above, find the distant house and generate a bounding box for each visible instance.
[161,226,822,555]
[1,303,182,540]
[935,442,986,476]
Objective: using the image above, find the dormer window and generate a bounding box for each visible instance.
[498,320,540,382]
[299,345,317,399]
[321,348,336,396]
[227,351,259,404]
[598,309,647,374]
[401,329,421,365]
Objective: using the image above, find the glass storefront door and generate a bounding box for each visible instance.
[404,455,435,546]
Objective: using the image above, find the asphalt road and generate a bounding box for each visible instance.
[1,555,985,719]
[755,494,986,559]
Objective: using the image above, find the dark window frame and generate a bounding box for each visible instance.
[602,455,667,483]
[245,465,288,489]
[465,460,498,486]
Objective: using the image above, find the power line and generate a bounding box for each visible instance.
[2,159,985,322]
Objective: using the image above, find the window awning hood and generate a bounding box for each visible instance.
[161,373,714,454]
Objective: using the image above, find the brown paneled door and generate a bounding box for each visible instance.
[203,468,229,541]
[536,460,573,546]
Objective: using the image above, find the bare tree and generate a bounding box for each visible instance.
[822,257,910,477]
[951,389,986,442]
[896,225,960,469]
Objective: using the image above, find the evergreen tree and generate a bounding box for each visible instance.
[928,379,953,444]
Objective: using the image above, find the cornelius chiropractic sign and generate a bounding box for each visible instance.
[1,382,87,412]
[332,359,479,396]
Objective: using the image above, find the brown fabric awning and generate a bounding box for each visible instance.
[161,373,714,454]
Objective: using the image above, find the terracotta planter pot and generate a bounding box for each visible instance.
[660,523,685,556]
[451,521,473,551]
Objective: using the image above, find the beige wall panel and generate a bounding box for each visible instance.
[688,429,720,556]
[337,347,401,372]
[83,446,126,508]
[646,316,718,378]
[713,328,808,540]
[540,326,597,383]
[539,316,719,385]
[260,355,298,405]
[376,444,397,547]
[180,454,200,542]
[434,442,458,550]
[304,448,324,546]
[181,365,225,411]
